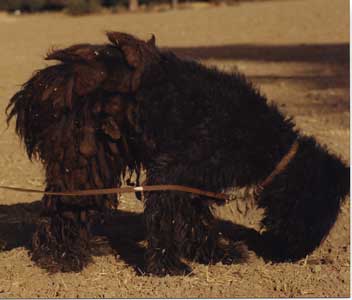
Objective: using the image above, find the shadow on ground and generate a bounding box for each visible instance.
[164,43,349,64]
[0,201,279,273]
[165,43,350,92]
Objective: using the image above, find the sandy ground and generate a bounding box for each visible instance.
[0,0,349,297]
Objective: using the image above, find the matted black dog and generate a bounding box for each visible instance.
[7,32,349,276]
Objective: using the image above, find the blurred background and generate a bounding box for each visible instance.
[0,0,349,298]
[0,0,300,14]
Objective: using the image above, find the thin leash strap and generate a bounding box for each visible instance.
[0,140,299,203]
[254,139,299,194]
[0,184,229,201]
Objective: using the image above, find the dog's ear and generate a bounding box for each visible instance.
[46,44,99,62]
[147,34,156,47]
[106,32,159,67]
[106,32,160,91]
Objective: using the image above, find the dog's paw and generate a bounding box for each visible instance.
[193,240,249,265]
[220,241,249,265]
[31,247,92,273]
[146,253,192,276]
[147,262,192,277]
[31,215,92,273]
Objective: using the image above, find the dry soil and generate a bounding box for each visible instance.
[0,0,349,297]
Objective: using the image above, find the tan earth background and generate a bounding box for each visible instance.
[0,0,349,297]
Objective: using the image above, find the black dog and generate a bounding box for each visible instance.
[7,32,349,276]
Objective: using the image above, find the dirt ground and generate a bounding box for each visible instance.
[0,0,349,297]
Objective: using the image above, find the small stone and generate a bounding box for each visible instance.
[311,265,321,273]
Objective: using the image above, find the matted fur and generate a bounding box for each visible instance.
[6,32,349,276]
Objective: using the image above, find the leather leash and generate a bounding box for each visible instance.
[253,139,299,195]
[0,184,228,201]
[0,140,299,203]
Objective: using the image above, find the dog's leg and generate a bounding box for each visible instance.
[144,165,246,276]
[31,111,121,273]
[144,190,194,276]
[179,199,247,266]
[145,192,246,275]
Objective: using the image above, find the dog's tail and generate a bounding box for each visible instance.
[256,136,349,261]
